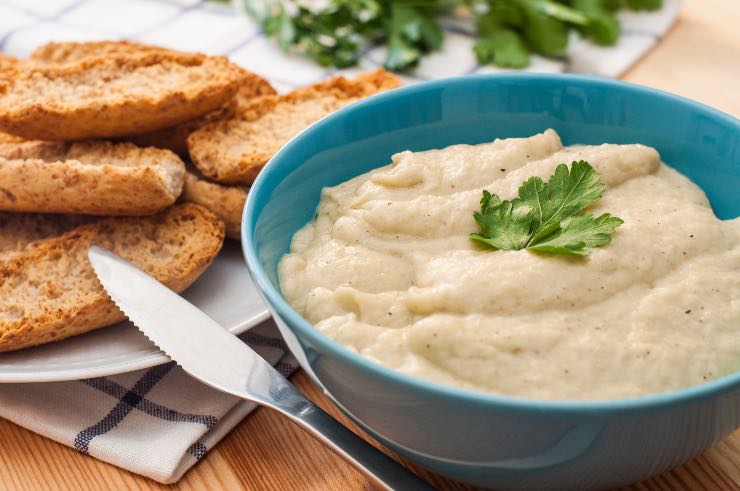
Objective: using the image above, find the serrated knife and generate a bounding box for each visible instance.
[87,246,431,491]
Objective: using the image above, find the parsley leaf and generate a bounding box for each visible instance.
[473,31,530,68]
[519,1,570,56]
[527,213,624,255]
[522,160,605,243]
[470,191,532,250]
[470,161,622,256]
[474,8,530,68]
[386,3,443,70]
[625,0,663,10]
[570,0,620,45]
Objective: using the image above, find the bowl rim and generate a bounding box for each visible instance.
[242,72,740,413]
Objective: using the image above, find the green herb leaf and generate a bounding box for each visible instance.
[625,0,663,11]
[570,0,620,45]
[519,1,570,56]
[384,3,444,70]
[527,213,624,256]
[523,160,605,241]
[470,161,622,256]
[473,30,530,68]
[538,1,589,25]
[470,191,533,250]
[244,0,664,70]
[474,10,530,68]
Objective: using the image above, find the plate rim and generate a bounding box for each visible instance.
[0,310,271,383]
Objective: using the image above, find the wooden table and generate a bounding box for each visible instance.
[2,0,739,489]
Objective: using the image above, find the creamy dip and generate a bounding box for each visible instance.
[278,130,740,400]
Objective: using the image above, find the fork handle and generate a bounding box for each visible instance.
[279,400,434,490]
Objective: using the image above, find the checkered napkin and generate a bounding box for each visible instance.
[0,320,297,484]
[0,0,680,484]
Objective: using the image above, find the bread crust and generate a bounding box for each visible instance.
[0,131,25,144]
[125,67,276,157]
[0,140,186,215]
[181,172,247,240]
[0,212,95,261]
[27,41,275,155]
[0,53,20,71]
[188,69,401,185]
[29,40,169,66]
[0,51,245,140]
[0,203,225,352]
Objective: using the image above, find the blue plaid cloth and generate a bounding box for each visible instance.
[0,0,680,484]
[0,320,297,483]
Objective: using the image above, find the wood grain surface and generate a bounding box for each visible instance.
[1,0,739,489]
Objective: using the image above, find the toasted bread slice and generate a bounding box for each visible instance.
[29,41,275,103]
[0,53,20,71]
[182,172,247,240]
[0,203,225,352]
[0,51,245,140]
[0,140,185,215]
[0,131,25,144]
[29,40,169,65]
[188,69,401,185]
[26,41,276,155]
[125,67,276,157]
[0,212,95,261]
[231,69,277,107]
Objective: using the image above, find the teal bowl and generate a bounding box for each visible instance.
[242,74,740,490]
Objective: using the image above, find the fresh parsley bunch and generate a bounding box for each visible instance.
[244,0,446,70]
[243,0,663,71]
[470,161,624,256]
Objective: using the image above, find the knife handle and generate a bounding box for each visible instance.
[280,398,434,490]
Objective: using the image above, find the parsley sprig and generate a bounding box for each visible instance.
[243,0,663,71]
[470,161,623,256]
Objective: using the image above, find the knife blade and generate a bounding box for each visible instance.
[87,245,432,490]
[87,245,277,398]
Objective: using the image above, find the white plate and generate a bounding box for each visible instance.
[0,241,269,383]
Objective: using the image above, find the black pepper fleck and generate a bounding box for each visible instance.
[685,309,692,314]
